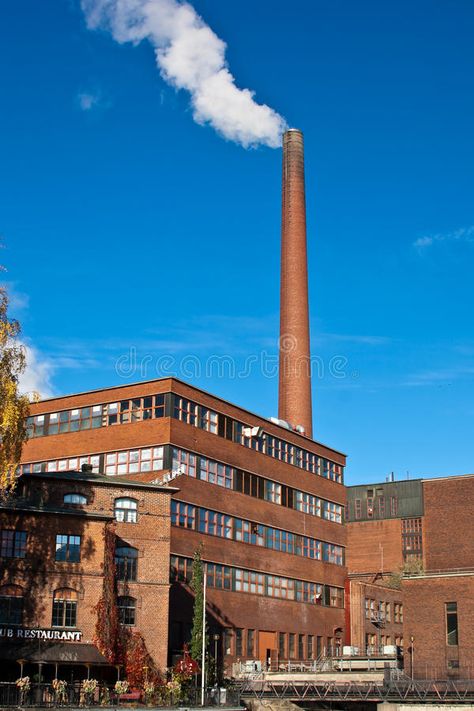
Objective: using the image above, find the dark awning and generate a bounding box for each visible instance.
[0,642,111,665]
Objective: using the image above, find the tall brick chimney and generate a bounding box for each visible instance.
[278,129,313,437]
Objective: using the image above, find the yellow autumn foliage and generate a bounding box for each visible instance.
[0,286,30,496]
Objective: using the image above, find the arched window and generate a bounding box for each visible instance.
[117,596,136,626]
[114,498,138,523]
[0,585,23,625]
[64,493,87,505]
[52,588,78,628]
[115,546,138,581]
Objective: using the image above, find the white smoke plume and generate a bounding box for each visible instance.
[81,0,287,148]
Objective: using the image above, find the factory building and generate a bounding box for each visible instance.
[5,129,349,675]
[345,474,474,679]
[19,377,346,673]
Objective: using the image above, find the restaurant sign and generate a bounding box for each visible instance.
[0,627,82,642]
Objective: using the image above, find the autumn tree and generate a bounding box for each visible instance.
[0,285,29,495]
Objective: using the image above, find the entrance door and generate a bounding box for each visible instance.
[258,631,276,667]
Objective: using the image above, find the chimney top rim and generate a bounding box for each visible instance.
[285,128,303,134]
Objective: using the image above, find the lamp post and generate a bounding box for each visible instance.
[201,564,207,707]
[410,636,415,680]
[213,634,220,683]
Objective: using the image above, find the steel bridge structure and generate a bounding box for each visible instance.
[239,677,474,705]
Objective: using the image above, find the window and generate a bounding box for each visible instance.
[446,602,458,646]
[64,493,87,505]
[365,598,376,619]
[278,632,286,658]
[0,585,23,625]
[118,596,136,626]
[1,530,27,558]
[52,589,77,627]
[307,635,314,659]
[295,491,320,516]
[235,628,243,657]
[390,496,398,516]
[298,634,305,660]
[330,587,344,608]
[354,499,361,520]
[114,498,138,523]
[200,408,218,434]
[247,629,255,657]
[55,534,81,562]
[105,447,164,476]
[26,414,45,438]
[115,546,138,581]
[316,636,323,658]
[199,457,233,488]
[48,406,103,434]
[402,518,423,560]
[322,500,342,524]
[264,481,282,505]
[289,633,295,659]
[223,629,232,655]
[171,501,196,529]
[45,454,100,474]
[171,448,196,477]
[174,398,198,426]
[367,497,374,518]
[234,569,264,595]
[207,563,232,590]
[323,542,343,565]
[199,510,232,539]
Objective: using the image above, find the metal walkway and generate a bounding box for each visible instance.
[239,678,474,704]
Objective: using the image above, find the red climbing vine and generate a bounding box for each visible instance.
[94,522,122,663]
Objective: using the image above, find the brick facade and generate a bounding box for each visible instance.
[404,574,474,679]
[0,471,173,676]
[346,519,404,575]
[347,579,404,652]
[423,476,474,571]
[19,377,347,672]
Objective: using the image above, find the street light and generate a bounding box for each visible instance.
[213,634,220,681]
[410,636,415,680]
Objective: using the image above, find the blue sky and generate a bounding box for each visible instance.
[1,0,474,484]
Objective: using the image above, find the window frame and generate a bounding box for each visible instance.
[55,534,81,563]
[114,498,138,523]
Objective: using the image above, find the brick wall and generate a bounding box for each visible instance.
[404,574,474,679]
[346,519,403,574]
[423,476,474,571]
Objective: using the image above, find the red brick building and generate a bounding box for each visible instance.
[345,474,474,679]
[346,578,404,654]
[19,377,347,673]
[0,469,173,681]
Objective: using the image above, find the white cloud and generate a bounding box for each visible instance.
[81,0,287,147]
[18,343,55,401]
[78,92,99,111]
[413,225,474,252]
[76,89,111,112]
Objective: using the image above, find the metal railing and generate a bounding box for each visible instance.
[0,682,241,707]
